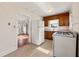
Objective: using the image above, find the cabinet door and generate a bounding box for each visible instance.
[45,31,49,39]
[48,31,52,40]
[59,18,64,26]
[45,31,53,40]
[59,17,69,26]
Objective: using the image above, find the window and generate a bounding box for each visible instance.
[48,19,59,29]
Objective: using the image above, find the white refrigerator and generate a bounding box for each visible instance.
[32,20,44,45]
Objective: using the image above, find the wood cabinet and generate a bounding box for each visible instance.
[44,12,69,40]
[44,31,54,40]
[43,12,69,26]
[59,14,69,26]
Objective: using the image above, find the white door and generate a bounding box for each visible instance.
[39,21,45,44]
[39,28,44,44]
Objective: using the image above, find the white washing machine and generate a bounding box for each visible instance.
[53,31,77,57]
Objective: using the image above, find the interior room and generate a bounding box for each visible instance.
[0,2,79,57]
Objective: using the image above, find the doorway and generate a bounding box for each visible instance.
[16,14,31,48]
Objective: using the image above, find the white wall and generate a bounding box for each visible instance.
[71,3,79,57]
[70,3,79,32]
[0,3,42,56]
[0,4,18,56]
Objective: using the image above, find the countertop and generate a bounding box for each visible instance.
[44,26,69,31]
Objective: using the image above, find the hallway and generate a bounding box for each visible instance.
[4,40,53,57]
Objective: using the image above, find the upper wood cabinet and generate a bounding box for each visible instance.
[59,14,69,26]
[43,12,69,26]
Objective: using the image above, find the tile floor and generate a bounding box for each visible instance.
[4,40,53,57]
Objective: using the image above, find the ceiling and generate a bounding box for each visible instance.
[15,2,72,17]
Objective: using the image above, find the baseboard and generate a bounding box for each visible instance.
[33,41,44,45]
[0,46,17,57]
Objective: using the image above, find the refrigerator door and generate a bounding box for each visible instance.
[31,20,38,45]
[32,20,45,45]
[39,27,45,44]
[39,21,45,44]
[38,21,44,27]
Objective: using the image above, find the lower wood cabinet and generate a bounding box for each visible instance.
[44,31,54,40]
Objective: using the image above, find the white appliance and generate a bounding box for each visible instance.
[32,20,44,45]
[53,31,77,57]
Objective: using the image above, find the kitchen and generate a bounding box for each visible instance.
[43,3,79,56]
[44,12,69,40]
[0,2,79,57]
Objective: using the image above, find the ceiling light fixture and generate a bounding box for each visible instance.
[48,8,53,13]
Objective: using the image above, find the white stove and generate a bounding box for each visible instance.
[53,31,77,57]
[54,31,75,37]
